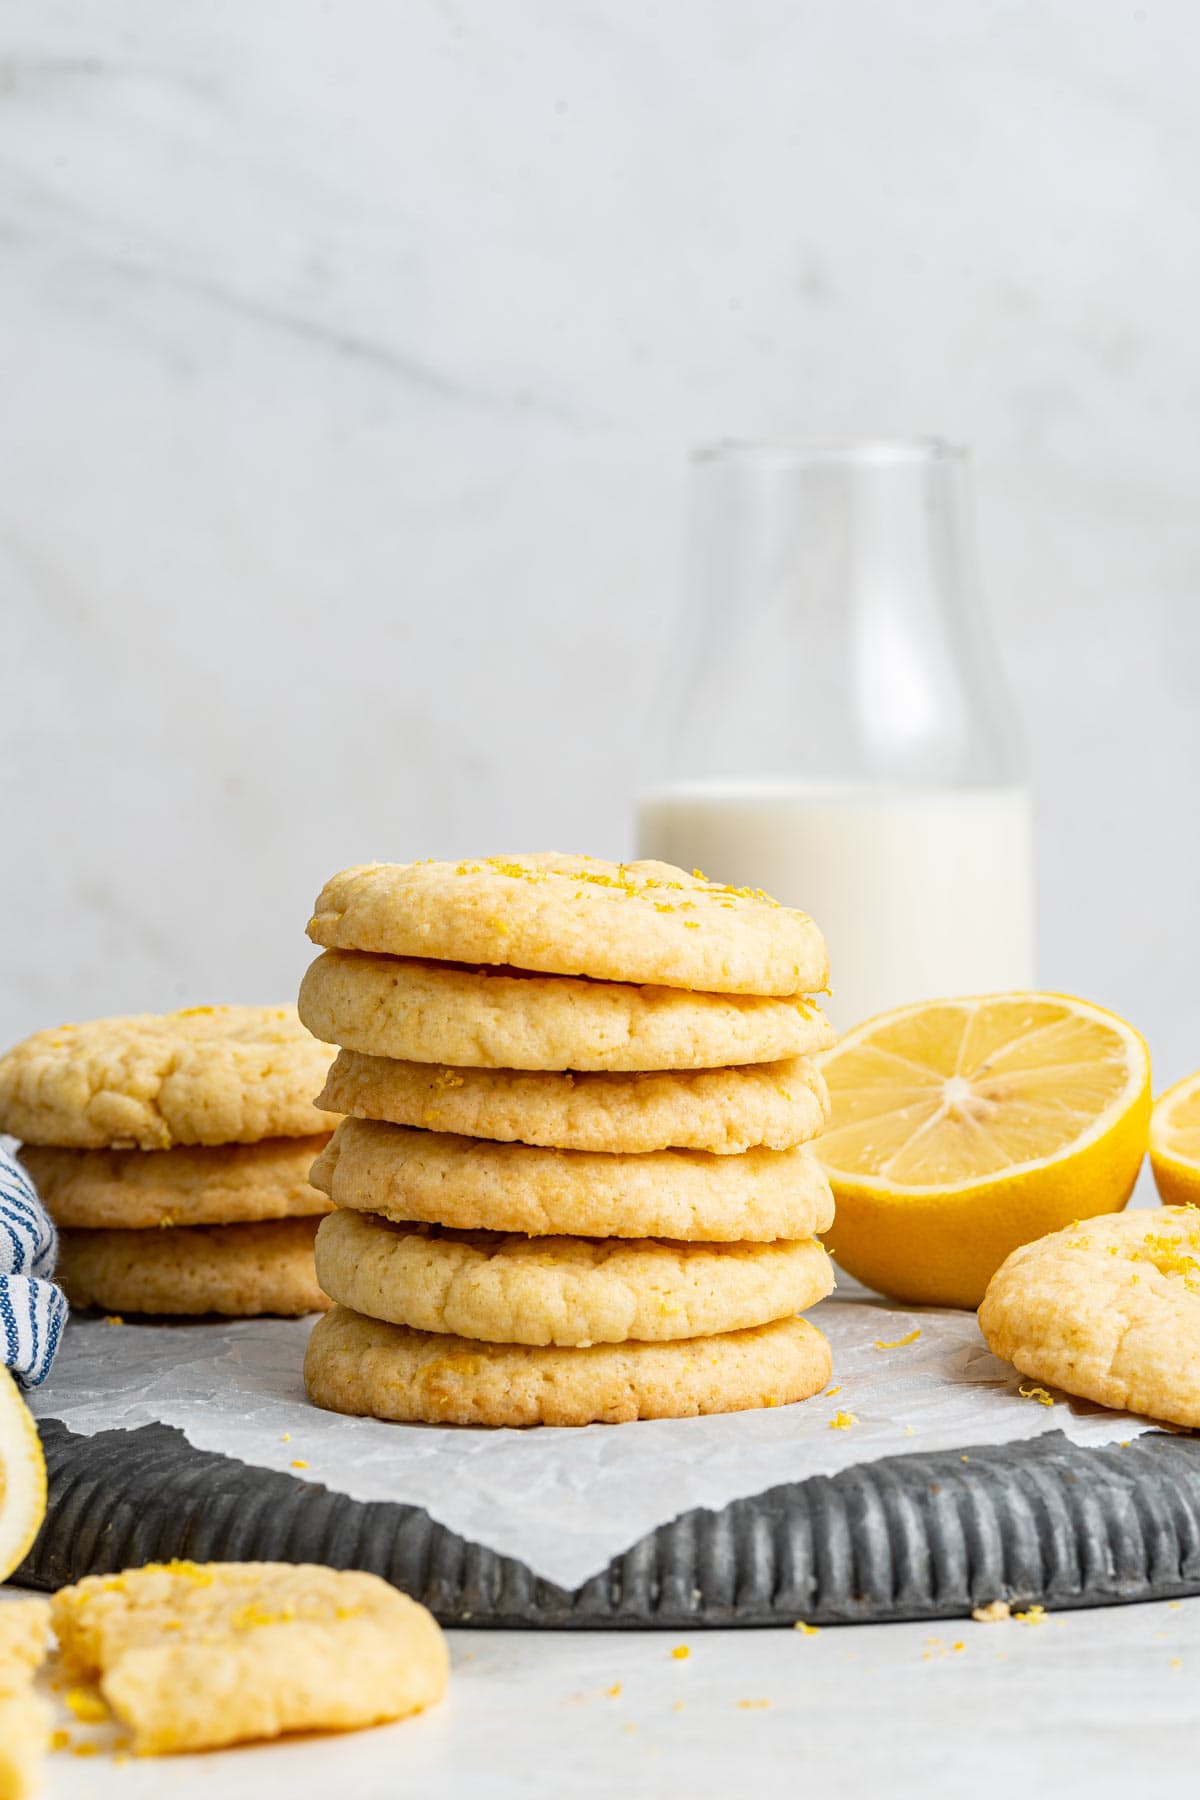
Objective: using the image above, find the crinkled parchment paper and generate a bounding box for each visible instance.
[32,1295,1158,1590]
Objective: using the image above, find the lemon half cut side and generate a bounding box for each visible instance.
[817,992,1151,1309]
[0,1369,47,1583]
[1150,1070,1200,1208]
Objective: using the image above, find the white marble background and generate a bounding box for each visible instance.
[0,1,1196,1080]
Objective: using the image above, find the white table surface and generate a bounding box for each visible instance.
[8,1585,1198,1799]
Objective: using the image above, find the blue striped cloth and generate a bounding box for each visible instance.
[0,1145,67,1387]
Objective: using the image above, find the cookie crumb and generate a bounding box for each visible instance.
[670,1645,689,1661]
[1018,1384,1055,1407]
[65,1688,107,1724]
[829,1410,858,1430]
[872,1328,921,1350]
[793,1621,820,1636]
[971,1600,1011,1623]
[1014,1604,1048,1626]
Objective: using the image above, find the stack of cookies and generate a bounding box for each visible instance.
[0,1006,337,1317]
[298,855,839,1427]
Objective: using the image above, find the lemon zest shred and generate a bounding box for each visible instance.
[872,1328,921,1350]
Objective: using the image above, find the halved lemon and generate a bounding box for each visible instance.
[1150,1070,1200,1207]
[817,992,1151,1308]
[0,1370,46,1583]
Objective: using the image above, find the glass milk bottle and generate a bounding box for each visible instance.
[636,440,1033,1031]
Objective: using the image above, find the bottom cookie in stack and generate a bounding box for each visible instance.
[306,1304,832,1428]
[25,1138,334,1317]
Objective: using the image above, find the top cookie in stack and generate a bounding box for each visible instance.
[0,1006,337,1317]
[299,855,838,1427]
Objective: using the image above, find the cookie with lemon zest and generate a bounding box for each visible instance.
[314,1207,834,1345]
[980,1207,1200,1427]
[56,1218,330,1316]
[304,1305,832,1426]
[316,1050,828,1154]
[311,1118,835,1242]
[307,854,827,997]
[20,1136,333,1230]
[0,1006,334,1149]
[299,951,831,1074]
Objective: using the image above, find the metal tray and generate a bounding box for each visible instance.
[20,1417,1200,1625]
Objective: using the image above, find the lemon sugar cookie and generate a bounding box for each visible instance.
[52,1561,447,1755]
[57,1217,331,1316]
[315,1207,835,1346]
[311,1117,835,1242]
[318,1049,829,1154]
[305,1304,833,1426]
[0,1005,335,1149]
[20,1136,334,1230]
[979,1208,1200,1428]
[299,950,832,1073]
[308,854,828,996]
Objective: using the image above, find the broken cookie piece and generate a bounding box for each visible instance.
[50,1560,447,1755]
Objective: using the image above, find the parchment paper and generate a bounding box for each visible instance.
[29,1294,1161,1591]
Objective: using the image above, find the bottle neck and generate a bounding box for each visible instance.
[650,440,1022,789]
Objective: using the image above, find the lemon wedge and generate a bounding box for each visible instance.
[1150,1071,1200,1207]
[817,992,1151,1307]
[0,1369,46,1583]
